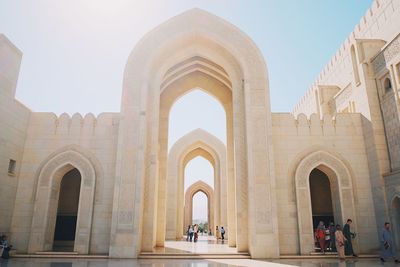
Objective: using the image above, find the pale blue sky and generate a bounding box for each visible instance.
[0,0,373,221]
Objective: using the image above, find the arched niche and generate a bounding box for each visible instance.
[28,150,96,254]
[295,150,356,255]
[184,181,214,236]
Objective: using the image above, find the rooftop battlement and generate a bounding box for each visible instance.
[28,112,120,136]
[293,0,400,115]
[272,112,363,136]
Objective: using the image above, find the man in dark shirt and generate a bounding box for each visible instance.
[343,219,358,257]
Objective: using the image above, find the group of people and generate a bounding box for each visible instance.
[186,225,226,242]
[215,226,225,241]
[315,219,357,259]
[186,224,200,242]
[315,219,399,263]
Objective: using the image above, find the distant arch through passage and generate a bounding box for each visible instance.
[164,129,233,244]
[184,181,214,235]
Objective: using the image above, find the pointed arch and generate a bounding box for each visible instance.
[184,180,214,235]
[163,129,232,244]
[294,150,356,254]
[28,148,98,254]
[112,8,275,258]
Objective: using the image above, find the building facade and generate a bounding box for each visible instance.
[0,0,400,258]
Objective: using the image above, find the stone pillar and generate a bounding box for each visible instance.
[156,110,169,246]
[226,105,237,247]
[243,78,279,258]
[140,87,161,252]
[233,82,249,252]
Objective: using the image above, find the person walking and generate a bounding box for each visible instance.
[315,221,327,254]
[380,222,400,263]
[220,226,225,241]
[189,225,194,242]
[216,226,220,240]
[335,225,347,260]
[343,219,357,257]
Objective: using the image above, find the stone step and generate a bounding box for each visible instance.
[139,252,251,259]
[140,252,250,256]
[280,254,379,259]
[13,253,108,259]
[35,251,79,255]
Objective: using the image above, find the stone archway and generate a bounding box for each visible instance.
[164,129,230,244]
[295,150,356,255]
[28,150,96,254]
[111,8,276,258]
[184,181,214,235]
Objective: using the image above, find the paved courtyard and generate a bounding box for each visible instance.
[152,235,237,254]
[4,237,394,266]
[0,258,397,267]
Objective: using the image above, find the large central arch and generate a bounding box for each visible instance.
[110,8,277,258]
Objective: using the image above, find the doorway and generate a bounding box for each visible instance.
[53,168,81,251]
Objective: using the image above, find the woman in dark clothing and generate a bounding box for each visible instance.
[0,235,12,259]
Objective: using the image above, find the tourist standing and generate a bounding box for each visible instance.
[220,226,225,240]
[343,219,357,257]
[335,225,347,260]
[216,226,220,240]
[186,225,191,241]
[329,222,336,252]
[380,222,399,263]
[315,221,327,254]
[325,227,331,251]
[194,224,199,242]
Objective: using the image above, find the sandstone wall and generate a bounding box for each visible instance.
[10,112,119,253]
[272,112,378,254]
[0,34,30,235]
[293,0,400,117]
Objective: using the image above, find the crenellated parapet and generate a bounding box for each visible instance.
[272,112,363,137]
[27,112,120,136]
[293,0,400,116]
